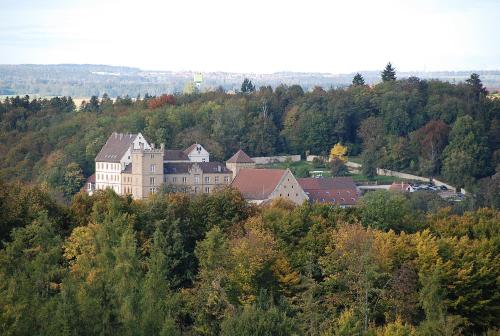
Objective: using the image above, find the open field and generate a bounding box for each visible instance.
[258,160,402,185]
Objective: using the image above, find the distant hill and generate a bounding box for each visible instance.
[1,64,499,97]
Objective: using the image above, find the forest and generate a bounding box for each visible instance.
[0,180,499,335]
[0,70,498,206]
[0,70,499,335]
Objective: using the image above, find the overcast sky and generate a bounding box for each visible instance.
[0,0,498,73]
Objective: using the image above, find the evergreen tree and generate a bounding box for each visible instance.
[241,78,255,93]
[381,62,397,82]
[361,149,378,179]
[352,73,366,86]
[141,226,181,335]
[466,73,488,101]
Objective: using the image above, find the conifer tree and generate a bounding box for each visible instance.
[352,73,366,86]
[381,62,397,82]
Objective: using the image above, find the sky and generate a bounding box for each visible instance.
[0,0,499,73]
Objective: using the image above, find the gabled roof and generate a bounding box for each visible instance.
[95,132,137,163]
[184,143,202,154]
[227,149,255,164]
[164,149,190,161]
[231,168,286,200]
[164,162,232,174]
[298,177,358,205]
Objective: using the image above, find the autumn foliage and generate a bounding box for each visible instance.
[147,94,176,109]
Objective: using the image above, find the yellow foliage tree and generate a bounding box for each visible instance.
[330,143,348,162]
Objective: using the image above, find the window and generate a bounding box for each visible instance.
[164,176,167,183]
[224,176,229,183]
[150,177,155,185]
[215,176,220,183]
[150,164,156,173]
[182,177,187,184]
[194,186,198,193]
[173,177,177,183]
[205,187,210,193]
[149,187,156,195]
[151,154,154,159]
[194,175,200,184]
[205,176,210,183]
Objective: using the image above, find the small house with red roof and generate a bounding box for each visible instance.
[231,168,308,205]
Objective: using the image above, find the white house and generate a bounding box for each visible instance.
[94,132,151,194]
[184,143,210,162]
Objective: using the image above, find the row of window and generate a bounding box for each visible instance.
[97,173,231,186]
[193,186,211,193]
[96,173,119,182]
[96,184,119,191]
[162,176,230,184]
[97,162,120,171]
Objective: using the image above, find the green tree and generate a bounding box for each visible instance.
[352,73,366,86]
[0,211,65,335]
[220,302,297,336]
[141,226,181,335]
[382,62,397,82]
[361,149,378,179]
[62,162,85,197]
[360,190,412,232]
[193,227,234,335]
[442,115,491,188]
[241,78,256,93]
[465,73,488,101]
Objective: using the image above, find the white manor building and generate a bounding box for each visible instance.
[90,132,231,199]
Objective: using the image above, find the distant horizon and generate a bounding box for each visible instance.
[2,63,500,76]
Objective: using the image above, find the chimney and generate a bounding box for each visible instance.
[160,143,165,151]
[119,133,123,140]
[151,143,155,149]
[114,132,117,139]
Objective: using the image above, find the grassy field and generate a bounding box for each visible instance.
[348,155,362,164]
[258,160,401,184]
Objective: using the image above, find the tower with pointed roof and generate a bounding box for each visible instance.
[226,149,256,178]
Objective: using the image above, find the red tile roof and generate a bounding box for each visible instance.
[227,149,255,163]
[231,168,286,200]
[298,177,359,206]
